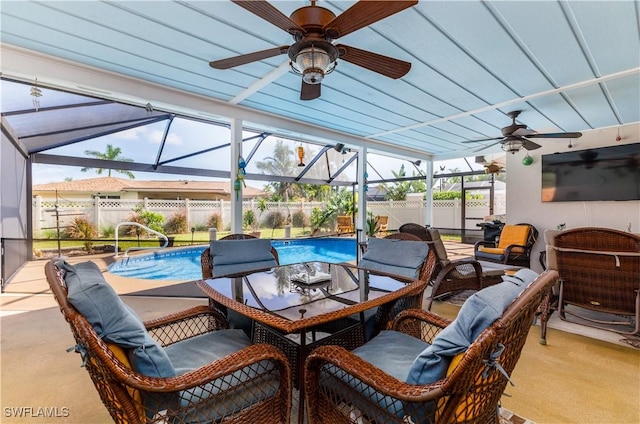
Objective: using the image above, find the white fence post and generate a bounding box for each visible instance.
[94,196,100,230]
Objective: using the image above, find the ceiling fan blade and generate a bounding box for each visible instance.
[337,44,410,79]
[522,139,542,150]
[209,46,289,69]
[300,81,321,101]
[462,136,503,144]
[512,127,536,136]
[526,132,583,139]
[232,0,305,34]
[473,141,502,152]
[323,0,418,39]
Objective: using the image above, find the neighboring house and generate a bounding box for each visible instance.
[32,176,265,201]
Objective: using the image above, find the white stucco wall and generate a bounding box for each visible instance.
[506,123,640,272]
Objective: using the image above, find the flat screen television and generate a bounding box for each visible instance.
[541,143,640,202]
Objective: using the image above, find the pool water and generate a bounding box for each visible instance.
[108,237,357,281]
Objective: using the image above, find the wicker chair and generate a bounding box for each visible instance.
[305,269,558,424]
[545,227,640,335]
[200,233,280,279]
[399,224,508,310]
[358,232,439,340]
[337,215,355,234]
[45,260,292,424]
[375,215,389,233]
[474,223,539,267]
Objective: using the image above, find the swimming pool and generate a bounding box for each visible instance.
[108,237,357,281]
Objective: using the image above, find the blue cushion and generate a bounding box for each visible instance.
[319,331,427,422]
[58,261,176,378]
[406,268,539,385]
[353,331,428,381]
[209,239,277,277]
[359,238,428,280]
[165,330,280,423]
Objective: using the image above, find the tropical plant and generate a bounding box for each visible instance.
[255,198,268,227]
[255,140,298,201]
[365,211,380,237]
[292,210,309,228]
[67,216,97,252]
[126,208,165,236]
[243,209,256,230]
[81,144,135,179]
[264,210,286,229]
[207,213,222,230]
[382,164,426,200]
[164,211,187,234]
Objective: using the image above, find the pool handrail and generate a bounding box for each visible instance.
[114,221,169,257]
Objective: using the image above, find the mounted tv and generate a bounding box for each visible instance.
[541,143,640,202]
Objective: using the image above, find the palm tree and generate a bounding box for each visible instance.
[255,140,297,201]
[81,144,135,179]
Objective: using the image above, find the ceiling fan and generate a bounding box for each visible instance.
[463,110,583,154]
[209,0,417,100]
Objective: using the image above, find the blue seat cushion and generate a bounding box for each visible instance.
[406,268,539,385]
[164,330,280,423]
[209,239,277,277]
[320,331,428,422]
[58,260,175,378]
[359,238,428,280]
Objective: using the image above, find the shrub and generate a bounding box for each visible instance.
[292,210,309,228]
[207,213,222,230]
[243,210,256,229]
[263,210,285,229]
[164,211,188,234]
[101,225,115,238]
[310,207,333,230]
[67,216,97,252]
[125,210,165,236]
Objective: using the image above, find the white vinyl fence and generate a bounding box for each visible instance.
[33,195,505,236]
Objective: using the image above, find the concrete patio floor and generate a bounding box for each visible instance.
[1,242,638,423]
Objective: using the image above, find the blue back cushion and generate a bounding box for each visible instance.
[209,239,277,277]
[359,237,428,280]
[406,268,539,385]
[58,261,176,378]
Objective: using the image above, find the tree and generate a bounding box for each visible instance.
[81,144,135,179]
[255,140,297,201]
[382,164,426,201]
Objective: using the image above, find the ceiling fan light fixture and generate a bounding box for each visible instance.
[501,137,524,154]
[291,46,336,84]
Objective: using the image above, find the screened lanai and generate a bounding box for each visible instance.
[2,77,449,285]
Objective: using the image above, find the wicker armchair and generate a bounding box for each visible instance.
[399,224,509,310]
[200,233,280,279]
[45,260,291,424]
[358,232,439,340]
[545,227,640,335]
[305,269,558,424]
[474,223,539,267]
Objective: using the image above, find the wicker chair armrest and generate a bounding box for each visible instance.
[305,345,444,403]
[439,259,483,280]
[122,343,291,392]
[474,240,497,250]
[391,308,452,343]
[144,305,229,347]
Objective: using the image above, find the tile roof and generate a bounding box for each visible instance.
[33,176,264,196]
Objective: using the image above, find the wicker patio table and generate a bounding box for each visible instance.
[197,262,425,424]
